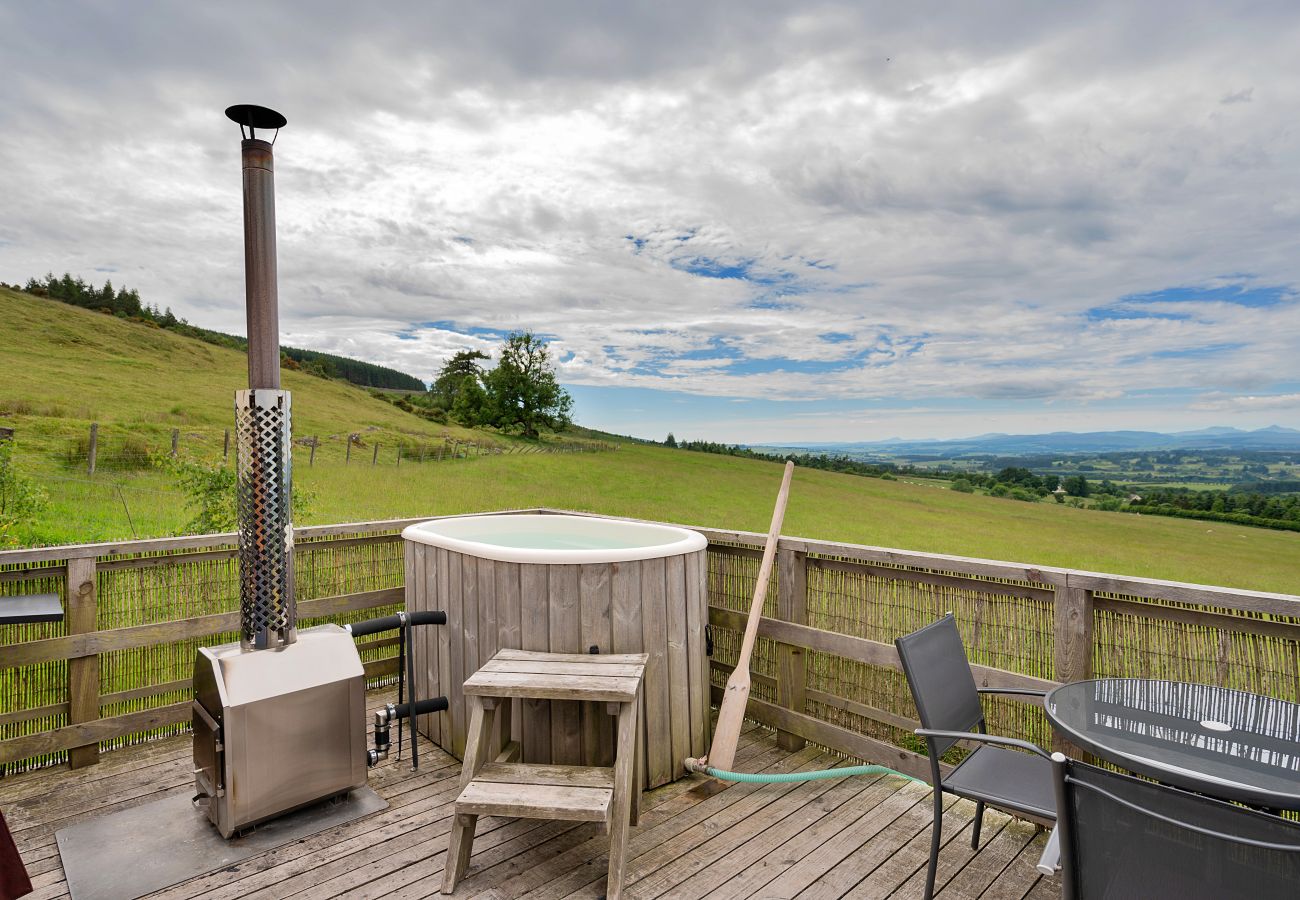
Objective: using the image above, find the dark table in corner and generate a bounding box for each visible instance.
[1046,677,1300,811]
[0,592,64,625]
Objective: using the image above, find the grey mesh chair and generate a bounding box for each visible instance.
[1051,752,1300,899]
[895,614,1055,900]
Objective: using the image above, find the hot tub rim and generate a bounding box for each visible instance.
[401,512,708,564]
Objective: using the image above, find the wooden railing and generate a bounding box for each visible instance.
[692,524,1300,781]
[3,509,1298,781]
[0,519,427,772]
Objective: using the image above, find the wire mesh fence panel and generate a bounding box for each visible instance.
[0,563,69,774]
[1092,596,1300,703]
[0,528,410,774]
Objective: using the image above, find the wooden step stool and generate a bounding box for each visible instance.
[441,649,648,898]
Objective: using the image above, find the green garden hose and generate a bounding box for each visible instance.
[684,757,923,784]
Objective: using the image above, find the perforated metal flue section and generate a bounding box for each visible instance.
[234,388,296,650]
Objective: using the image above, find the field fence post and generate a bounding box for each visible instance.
[776,546,808,751]
[223,428,230,461]
[346,438,352,464]
[309,438,316,467]
[66,556,100,769]
[396,446,402,467]
[372,443,380,466]
[170,428,179,457]
[87,423,98,476]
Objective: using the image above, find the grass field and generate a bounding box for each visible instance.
[3,288,1298,593]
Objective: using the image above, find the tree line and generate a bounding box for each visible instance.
[14,273,425,390]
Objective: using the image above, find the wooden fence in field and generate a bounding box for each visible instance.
[2,509,1299,781]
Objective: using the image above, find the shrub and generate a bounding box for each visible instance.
[0,441,47,545]
[950,478,974,493]
[169,458,315,535]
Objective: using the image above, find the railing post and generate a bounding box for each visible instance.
[66,556,100,769]
[776,546,808,751]
[1053,580,1093,753]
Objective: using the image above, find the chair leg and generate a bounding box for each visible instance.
[971,800,985,849]
[924,787,943,900]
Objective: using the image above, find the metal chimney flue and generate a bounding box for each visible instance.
[226,104,295,651]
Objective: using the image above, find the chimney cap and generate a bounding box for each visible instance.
[225,104,287,139]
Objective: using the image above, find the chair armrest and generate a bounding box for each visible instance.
[976,687,1047,698]
[914,728,1053,760]
[1036,827,1060,876]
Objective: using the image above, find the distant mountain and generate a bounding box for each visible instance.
[760,426,1300,457]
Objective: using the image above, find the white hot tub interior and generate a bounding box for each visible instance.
[402,513,707,564]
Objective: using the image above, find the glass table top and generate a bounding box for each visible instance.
[1046,678,1300,809]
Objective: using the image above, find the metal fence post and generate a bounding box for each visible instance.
[87,423,98,476]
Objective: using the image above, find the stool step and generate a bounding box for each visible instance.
[464,652,645,702]
[474,762,615,789]
[457,776,613,822]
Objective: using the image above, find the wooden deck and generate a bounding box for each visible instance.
[1,690,1061,900]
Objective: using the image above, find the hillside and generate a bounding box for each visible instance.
[2,287,1297,593]
[0,287,451,438]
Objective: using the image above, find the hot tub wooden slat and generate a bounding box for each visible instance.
[666,553,692,776]
[519,563,552,764]
[611,560,647,789]
[697,550,713,752]
[411,541,442,745]
[445,549,467,754]
[579,563,615,767]
[495,560,523,742]
[640,556,671,786]
[685,549,707,758]
[548,564,583,765]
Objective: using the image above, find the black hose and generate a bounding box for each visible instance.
[348,610,446,637]
[392,696,449,719]
[349,614,404,638]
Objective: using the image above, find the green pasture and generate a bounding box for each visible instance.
[3,288,1298,594]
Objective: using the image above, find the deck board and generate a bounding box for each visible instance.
[0,690,1060,899]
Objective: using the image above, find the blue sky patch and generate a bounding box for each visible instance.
[1146,342,1247,360]
[1085,307,1191,322]
[1121,282,1292,309]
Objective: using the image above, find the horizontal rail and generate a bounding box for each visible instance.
[1,587,402,669]
[0,656,400,765]
[539,508,1300,614]
[708,605,1059,695]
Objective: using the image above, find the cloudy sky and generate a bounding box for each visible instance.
[2,2,1298,442]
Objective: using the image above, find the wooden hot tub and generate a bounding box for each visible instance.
[403,513,710,789]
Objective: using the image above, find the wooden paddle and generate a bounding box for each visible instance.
[700,460,795,772]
